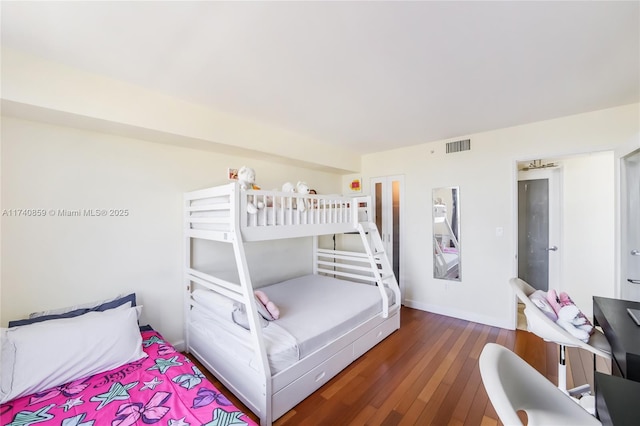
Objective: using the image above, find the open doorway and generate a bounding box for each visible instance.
[514,151,616,328]
[516,159,561,330]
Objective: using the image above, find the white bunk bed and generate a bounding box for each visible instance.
[433,203,459,279]
[184,182,401,426]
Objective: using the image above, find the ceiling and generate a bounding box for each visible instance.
[2,1,639,155]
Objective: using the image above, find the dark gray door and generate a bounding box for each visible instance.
[518,179,549,291]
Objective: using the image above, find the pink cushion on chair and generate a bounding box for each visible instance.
[547,288,594,336]
[529,290,558,321]
[546,289,562,315]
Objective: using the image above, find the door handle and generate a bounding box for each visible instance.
[545,246,558,251]
[631,249,640,256]
[628,279,640,284]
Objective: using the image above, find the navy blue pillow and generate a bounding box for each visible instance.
[8,293,137,327]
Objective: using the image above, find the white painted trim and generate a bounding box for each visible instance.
[370,175,405,303]
[403,299,514,330]
[616,134,640,300]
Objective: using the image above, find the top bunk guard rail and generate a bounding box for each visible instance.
[185,182,371,242]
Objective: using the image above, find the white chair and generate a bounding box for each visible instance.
[510,277,611,412]
[479,343,602,426]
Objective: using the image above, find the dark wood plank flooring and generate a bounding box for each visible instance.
[190,306,609,425]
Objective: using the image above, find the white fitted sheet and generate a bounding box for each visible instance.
[259,274,390,358]
[189,307,300,374]
[189,274,390,374]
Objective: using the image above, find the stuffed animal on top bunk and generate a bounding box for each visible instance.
[237,166,264,214]
[295,181,310,212]
[547,289,594,342]
[281,181,311,212]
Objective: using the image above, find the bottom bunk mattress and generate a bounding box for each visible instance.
[0,329,257,426]
[189,274,393,374]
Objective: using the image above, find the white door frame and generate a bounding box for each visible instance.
[618,144,640,301]
[370,175,405,302]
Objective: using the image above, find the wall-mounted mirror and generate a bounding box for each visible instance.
[433,187,461,281]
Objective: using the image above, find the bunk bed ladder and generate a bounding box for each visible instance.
[357,222,399,318]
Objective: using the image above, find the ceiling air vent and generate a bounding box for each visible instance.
[446,139,471,153]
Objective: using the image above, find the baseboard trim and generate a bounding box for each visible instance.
[403,299,513,330]
[172,339,186,353]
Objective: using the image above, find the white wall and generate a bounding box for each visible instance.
[348,103,639,328]
[0,116,343,344]
[2,104,637,345]
[560,152,615,318]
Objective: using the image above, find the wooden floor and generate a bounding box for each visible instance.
[191,306,610,425]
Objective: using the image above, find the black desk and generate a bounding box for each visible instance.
[595,372,640,426]
[592,296,640,382]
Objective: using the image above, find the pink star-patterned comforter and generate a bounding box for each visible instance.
[0,330,257,426]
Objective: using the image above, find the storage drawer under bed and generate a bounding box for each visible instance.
[272,313,400,420]
[272,344,353,420]
[353,311,400,358]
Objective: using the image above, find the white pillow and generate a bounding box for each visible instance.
[190,294,268,329]
[191,289,271,329]
[231,304,268,330]
[191,289,238,319]
[1,329,15,396]
[0,305,146,404]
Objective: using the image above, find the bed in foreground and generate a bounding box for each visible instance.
[1,295,256,426]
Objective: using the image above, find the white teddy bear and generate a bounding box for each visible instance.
[280,182,296,210]
[237,166,263,214]
[295,181,310,212]
[281,181,295,193]
[281,181,310,212]
[556,304,591,342]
